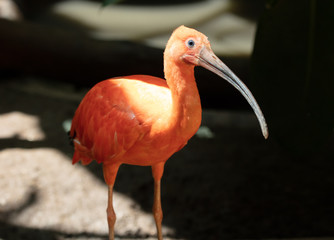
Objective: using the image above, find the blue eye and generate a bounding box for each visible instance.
[186,39,195,48]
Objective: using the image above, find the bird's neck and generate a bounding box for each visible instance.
[164,60,202,138]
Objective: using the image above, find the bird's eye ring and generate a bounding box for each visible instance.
[186,39,195,49]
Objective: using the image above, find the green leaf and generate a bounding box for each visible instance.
[251,0,334,155]
[265,0,279,8]
[101,0,123,7]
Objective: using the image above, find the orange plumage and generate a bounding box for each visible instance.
[70,25,268,240]
[71,74,200,165]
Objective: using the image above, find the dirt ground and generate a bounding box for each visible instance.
[0,76,334,240]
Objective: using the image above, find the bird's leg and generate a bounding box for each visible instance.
[152,162,165,240]
[153,179,163,240]
[103,163,121,240]
[107,184,116,240]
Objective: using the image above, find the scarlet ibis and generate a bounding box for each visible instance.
[70,25,268,240]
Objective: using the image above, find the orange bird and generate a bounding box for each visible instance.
[70,25,268,240]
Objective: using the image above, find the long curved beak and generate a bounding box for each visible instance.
[198,46,268,139]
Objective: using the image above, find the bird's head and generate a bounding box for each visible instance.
[165,25,268,139]
[164,25,210,67]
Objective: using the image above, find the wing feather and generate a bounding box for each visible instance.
[70,78,148,164]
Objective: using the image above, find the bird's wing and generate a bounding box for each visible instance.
[70,78,150,164]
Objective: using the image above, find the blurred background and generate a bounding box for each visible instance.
[0,0,333,239]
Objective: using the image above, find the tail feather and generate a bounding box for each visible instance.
[67,130,75,147]
[72,151,93,165]
[72,151,81,164]
[70,129,93,165]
